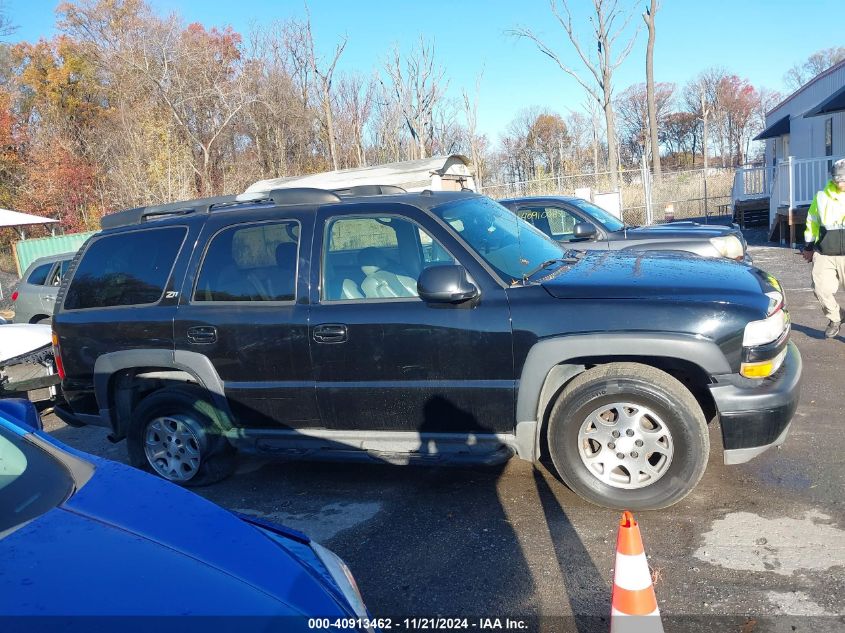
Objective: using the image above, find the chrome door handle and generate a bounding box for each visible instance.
[313,324,348,344]
[187,326,217,344]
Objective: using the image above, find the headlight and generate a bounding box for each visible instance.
[709,235,745,260]
[742,309,789,347]
[740,309,790,378]
[311,541,370,620]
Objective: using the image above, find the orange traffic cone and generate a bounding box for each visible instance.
[610,511,664,633]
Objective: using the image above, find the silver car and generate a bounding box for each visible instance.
[12,253,74,324]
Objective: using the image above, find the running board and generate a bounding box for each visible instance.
[226,429,519,466]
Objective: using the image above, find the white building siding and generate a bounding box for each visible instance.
[763,62,845,164]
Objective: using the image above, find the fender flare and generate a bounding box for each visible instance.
[514,332,730,462]
[93,349,232,431]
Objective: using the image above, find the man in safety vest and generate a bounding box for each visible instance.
[803,158,845,338]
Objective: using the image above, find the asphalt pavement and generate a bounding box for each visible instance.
[41,234,845,633]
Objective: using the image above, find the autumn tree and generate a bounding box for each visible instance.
[512,0,640,189]
[528,112,569,177]
[660,111,699,166]
[715,75,760,166]
[60,0,256,196]
[12,36,104,230]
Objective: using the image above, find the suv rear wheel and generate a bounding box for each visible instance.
[547,362,709,510]
[128,386,235,486]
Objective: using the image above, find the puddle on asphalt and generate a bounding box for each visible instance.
[233,501,382,542]
[694,510,845,576]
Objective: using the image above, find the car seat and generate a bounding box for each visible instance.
[357,247,418,298]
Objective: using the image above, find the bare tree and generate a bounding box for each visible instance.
[684,68,726,169]
[0,1,16,38]
[642,0,660,181]
[615,81,674,164]
[512,0,640,190]
[382,37,447,160]
[462,69,484,187]
[335,72,374,168]
[784,46,845,91]
[301,5,346,171]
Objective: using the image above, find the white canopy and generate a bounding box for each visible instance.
[0,208,57,228]
[245,155,476,194]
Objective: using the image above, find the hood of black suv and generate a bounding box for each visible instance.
[540,250,770,308]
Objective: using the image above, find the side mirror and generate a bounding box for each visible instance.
[0,399,43,432]
[573,222,597,240]
[418,265,479,304]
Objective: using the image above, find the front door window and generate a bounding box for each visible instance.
[322,216,454,301]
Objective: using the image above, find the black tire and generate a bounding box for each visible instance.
[128,386,235,487]
[547,362,709,510]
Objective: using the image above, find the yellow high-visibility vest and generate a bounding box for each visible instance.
[805,180,845,244]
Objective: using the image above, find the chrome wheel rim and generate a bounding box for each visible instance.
[577,401,673,490]
[144,416,202,481]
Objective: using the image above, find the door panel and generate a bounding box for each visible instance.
[174,212,318,429]
[309,205,515,435]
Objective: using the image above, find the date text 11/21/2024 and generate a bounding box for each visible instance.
[307,618,529,630]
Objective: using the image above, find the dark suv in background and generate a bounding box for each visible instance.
[500,196,751,263]
[52,187,800,510]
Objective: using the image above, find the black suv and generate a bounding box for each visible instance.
[52,187,801,510]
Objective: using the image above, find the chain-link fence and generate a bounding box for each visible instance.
[481,166,735,226]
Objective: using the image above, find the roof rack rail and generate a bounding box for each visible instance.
[100,187,343,229]
[333,184,407,197]
[265,188,343,206]
[100,194,241,230]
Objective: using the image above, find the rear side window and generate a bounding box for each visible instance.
[47,258,71,287]
[194,221,299,302]
[64,227,187,310]
[27,263,54,286]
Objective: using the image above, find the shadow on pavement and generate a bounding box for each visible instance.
[42,394,615,628]
[790,322,826,340]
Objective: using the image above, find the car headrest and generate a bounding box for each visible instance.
[275,242,297,267]
[358,247,390,274]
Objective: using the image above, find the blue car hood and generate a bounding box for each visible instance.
[0,450,349,616]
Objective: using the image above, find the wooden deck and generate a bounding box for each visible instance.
[768,205,809,247]
[733,197,770,228]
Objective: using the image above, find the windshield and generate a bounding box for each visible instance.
[431,196,565,282]
[569,198,625,231]
[0,425,73,536]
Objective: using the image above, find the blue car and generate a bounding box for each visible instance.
[0,399,371,626]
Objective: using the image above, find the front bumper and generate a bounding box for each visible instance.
[708,341,802,465]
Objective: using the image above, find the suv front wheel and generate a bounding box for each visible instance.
[128,386,235,486]
[547,362,709,510]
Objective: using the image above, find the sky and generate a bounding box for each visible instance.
[4,0,843,140]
